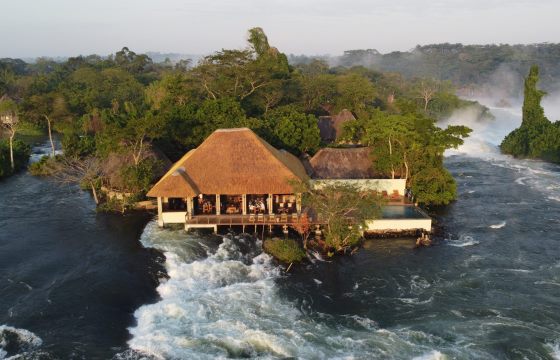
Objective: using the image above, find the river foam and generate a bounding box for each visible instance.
[442,105,560,203]
[548,341,560,360]
[447,235,480,248]
[125,222,457,359]
[0,325,43,359]
[489,221,506,229]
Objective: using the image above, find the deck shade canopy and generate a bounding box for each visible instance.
[147,128,309,198]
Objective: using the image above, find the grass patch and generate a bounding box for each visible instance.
[264,238,306,263]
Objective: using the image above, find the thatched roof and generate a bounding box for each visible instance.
[308,147,383,179]
[147,128,309,197]
[318,109,355,143]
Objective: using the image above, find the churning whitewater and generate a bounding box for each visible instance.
[124,104,560,360]
[126,224,451,359]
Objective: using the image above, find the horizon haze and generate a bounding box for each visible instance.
[1,0,560,58]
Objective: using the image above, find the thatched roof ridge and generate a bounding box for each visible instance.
[308,147,382,179]
[147,128,309,197]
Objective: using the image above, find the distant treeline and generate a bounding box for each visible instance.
[0,28,479,205]
[289,43,560,98]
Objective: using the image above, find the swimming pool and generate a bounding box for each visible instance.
[381,205,429,219]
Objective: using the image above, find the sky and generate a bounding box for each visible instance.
[1,0,560,58]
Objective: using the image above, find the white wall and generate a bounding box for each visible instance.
[162,211,188,224]
[312,179,406,195]
[366,218,432,232]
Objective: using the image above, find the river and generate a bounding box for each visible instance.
[1,108,560,359]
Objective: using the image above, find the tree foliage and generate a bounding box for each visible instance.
[343,110,471,205]
[296,182,384,255]
[264,105,321,154]
[0,139,30,178]
[501,66,560,163]
[2,27,481,206]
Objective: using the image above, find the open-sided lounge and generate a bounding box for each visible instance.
[147,128,308,231]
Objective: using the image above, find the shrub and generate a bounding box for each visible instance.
[28,155,60,176]
[119,158,163,194]
[263,238,306,263]
[0,139,31,179]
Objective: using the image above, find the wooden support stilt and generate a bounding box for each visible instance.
[157,197,164,227]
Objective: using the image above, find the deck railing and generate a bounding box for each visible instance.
[185,213,321,226]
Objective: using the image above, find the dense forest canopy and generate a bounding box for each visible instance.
[289,43,560,99]
[0,28,477,206]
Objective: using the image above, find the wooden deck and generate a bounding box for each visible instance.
[185,213,323,226]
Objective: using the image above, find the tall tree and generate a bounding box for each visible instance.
[501,65,560,162]
[414,78,440,112]
[0,97,19,170]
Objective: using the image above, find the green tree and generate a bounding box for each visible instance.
[265,105,321,154]
[0,97,20,170]
[344,110,470,205]
[334,73,376,112]
[297,182,384,255]
[501,65,560,163]
[0,139,30,178]
[24,92,71,156]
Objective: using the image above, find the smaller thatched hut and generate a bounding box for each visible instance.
[307,147,407,198]
[307,147,379,179]
[317,109,356,143]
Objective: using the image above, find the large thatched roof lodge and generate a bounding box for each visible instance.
[147,127,431,233]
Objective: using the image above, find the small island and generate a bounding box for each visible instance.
[501,65,560,163]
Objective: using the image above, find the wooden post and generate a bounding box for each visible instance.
[216,194,221,215]
[186,197,193,219]
[242,194,247,215]
[157,197,164,227]
[296,193,302,214]
[268,194,273,214]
